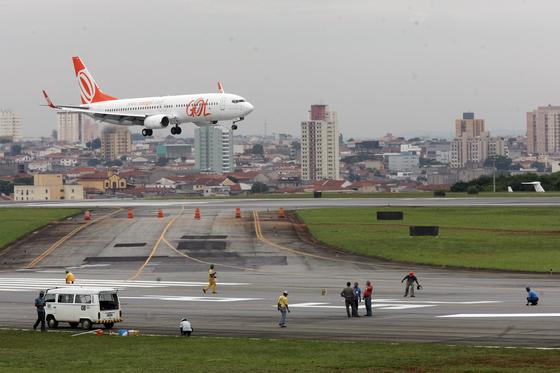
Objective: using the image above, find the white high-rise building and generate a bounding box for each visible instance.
[194,125,233,174]
[0,111,22,141]
[301,105,340,181]
[57,111,82,143]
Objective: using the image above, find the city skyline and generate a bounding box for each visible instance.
[3,1,560,139]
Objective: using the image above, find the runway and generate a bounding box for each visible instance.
[0,204,559,347]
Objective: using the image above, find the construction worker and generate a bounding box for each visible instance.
[179,318,193,336]
[401,272,421,297]
[202,264,217,294]
[65,270,75,284]
[363,281,374,317]
[526,287,539,306]
[277,290,290,327]
[33,291,46,332]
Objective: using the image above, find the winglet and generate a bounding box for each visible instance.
[217,82,224,94]
[42,90,56,108]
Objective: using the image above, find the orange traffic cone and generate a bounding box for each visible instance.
[157,209,164,218]
[278,208,286,219]
[84,211,92,221]
[127,209,134,219]
[235,208,241,219]
[194,208,201,220]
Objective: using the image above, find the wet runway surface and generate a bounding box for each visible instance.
[1,205,559,347]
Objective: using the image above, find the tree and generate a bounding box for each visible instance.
[0,180,13,194]
[531,161,546,172]
[86,138,101,150]
[483,155,512,171]
[104,160,123,167]
[251,182,269,193]
[10,144,21,156]
[156,157,169,167]
[251,144,264,155]
[87,159,101,166]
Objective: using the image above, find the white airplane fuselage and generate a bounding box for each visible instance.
[89,93,253,127]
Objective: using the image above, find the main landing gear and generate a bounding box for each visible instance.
[142,128,153,137]
[232,117,244,130]
[170,125,182,135]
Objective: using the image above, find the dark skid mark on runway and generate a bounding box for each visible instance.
[113,243,147,248]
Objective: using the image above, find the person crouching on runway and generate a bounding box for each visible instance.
[526,287,539,306]
[179,318,193,336]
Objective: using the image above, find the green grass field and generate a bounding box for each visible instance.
[298,207,560,272]
[0,330,558,372]
[0,208,81,249]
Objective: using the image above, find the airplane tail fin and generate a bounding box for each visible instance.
[72,56,117,104]
[217,82,224,94]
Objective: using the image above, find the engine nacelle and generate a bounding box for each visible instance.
[143,115,170,129]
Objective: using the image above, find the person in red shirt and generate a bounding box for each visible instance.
[363,280,374,316]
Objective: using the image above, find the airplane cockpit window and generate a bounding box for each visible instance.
[232,99,245,103]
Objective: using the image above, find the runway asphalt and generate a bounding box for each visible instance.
[0,204,559,347]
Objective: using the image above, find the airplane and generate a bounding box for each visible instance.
[42,57,254,137]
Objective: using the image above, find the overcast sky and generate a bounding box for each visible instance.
[2,0,560,139]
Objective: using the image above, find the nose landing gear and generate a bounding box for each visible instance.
[232,117,244,130]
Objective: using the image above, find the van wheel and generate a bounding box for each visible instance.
[47,316,58,329]
[69,322,79,328]
[81,319,93,330]
[104,322,114,329]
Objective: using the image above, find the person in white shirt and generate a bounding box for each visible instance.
[179,318,193,337]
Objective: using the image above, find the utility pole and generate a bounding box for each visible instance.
[492,156,496,193]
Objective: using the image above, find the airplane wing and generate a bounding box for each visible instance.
[42,90,146,124]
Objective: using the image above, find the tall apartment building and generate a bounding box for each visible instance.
[0,111,22,141]
[194,125,233,173]
[100,126,132,160]
[57,111,82,143]
[455,112,485,138]
[301,104,340,181]
[527,105,560,155]
[451,112,508,168]
[57,112,99,143]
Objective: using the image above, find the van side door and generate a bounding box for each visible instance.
[75,294,94,321]
[56,294,74,321]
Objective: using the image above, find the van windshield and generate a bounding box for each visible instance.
[99,292,119,311]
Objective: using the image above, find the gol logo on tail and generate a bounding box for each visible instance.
[187,98,210,117]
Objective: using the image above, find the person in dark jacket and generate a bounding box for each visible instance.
[340,282,355,317]
[33,291,46,332]
[352,282,362,317]
[401,272,421,297]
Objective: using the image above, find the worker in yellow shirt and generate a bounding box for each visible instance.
[65,270,75,284]
[277,290,290,328]
[202,264,217,294]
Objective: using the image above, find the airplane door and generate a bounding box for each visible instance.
[219,96,226,111]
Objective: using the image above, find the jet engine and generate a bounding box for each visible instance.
[143,115,170,129]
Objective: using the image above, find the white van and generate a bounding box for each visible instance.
[44,287,123,330]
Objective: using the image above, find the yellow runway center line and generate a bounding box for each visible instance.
[128,207,184,281]
[24,208,123,269]
[252,210,380,268]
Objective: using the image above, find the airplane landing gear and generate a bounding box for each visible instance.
[170,126,182,135]
[211,121,218,124]
[142,128,153,137]
[232,116,244,130]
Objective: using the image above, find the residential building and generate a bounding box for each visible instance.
[194,125,233,173]
[57,111,82,143]
[82,118,100,143]
[101,126,132,160]
[77,170,127,192]
[384,152,420,172]
[156,143,192,159]
[450,134,508,168]
[301,104,340,181]
[455,112,485,138]
[0,111,22,141]
[527,105,560,155]
[14,174,83,201]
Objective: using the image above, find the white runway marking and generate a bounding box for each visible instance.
[0,277,249,292]
[439,313,560,318]
[121,295,262,303]
[375,299,502,305]
[289,302,435,310]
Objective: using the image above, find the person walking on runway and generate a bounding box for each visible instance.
[401,272,421,297]
[202,264,217,294]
